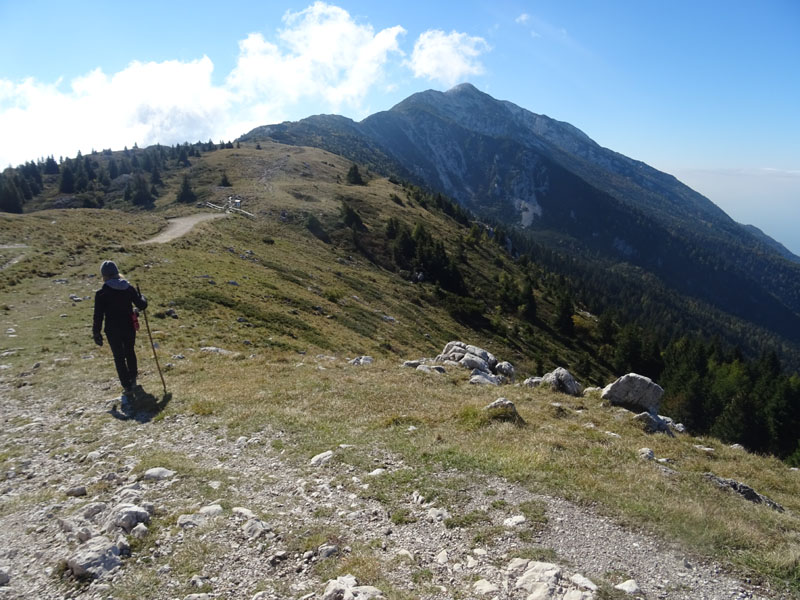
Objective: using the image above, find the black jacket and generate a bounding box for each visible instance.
[93,279,147,337]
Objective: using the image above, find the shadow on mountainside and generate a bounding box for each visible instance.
[108,389,172,423]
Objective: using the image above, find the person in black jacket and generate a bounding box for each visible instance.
[93,260,148,397]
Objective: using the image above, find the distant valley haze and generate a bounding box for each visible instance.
[1,0,797,254]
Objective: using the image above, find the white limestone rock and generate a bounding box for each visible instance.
[143,467,175,481]
[523,377,543,388]
[541,367,582,396]
[104,504,149,534]
[495,361,515,380]
[615,579,640,594]
[66,536,121,579]
[310,450,334,467]
[472,579,499,595]
[602,373,664,414]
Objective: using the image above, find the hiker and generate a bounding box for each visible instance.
[92,260,148,398]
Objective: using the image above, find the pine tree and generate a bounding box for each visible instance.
[150,164,162,185]
[0,174,24,213]
[43,156,59,175]
[219,171,232,187]
[346,164,364,185]
[131,173,153,206]
[176,174,197,204]
[59,165,75,193]
[555,294,574,336]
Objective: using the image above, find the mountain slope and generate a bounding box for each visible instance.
[2,142,800,597]
[240,84,800,367]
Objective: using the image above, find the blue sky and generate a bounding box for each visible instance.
[1,0,798,253]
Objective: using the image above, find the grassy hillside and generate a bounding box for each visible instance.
[1,142,800,596]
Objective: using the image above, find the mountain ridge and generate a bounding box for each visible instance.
[240,83,800,364]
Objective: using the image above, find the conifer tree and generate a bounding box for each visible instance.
[219,171,232,187]
[346,164,364,185]
[43,156,59,175]
[176,174,197,204]
[0,174,24,213]
[59,164,75,193]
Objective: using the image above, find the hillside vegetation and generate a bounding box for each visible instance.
[1,141,800,597]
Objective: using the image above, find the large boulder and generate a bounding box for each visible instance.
[602,373,664,414]
[541,368,582,396]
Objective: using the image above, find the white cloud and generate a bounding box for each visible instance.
[227,2,405,111]
[408,30,490,87]
[0,2,406,168]
[515,13,530,24]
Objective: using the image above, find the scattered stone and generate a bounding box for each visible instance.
[638,448,655,461]
[704,473,784,512]
[633,412,674,436]
[427,508,450,522]
[0,568,9,586]
[243,518,269,540]
[310,450,334,467]
[177,514,204,529]
[200,346,236,356]
[233,507,256,520]
[348,356,374,366]
[66,536,121,579]
[83,502,108,520]
[322,574,384,600]
[198,503,223,517]
[470,373,500,386]
[693,444,715,454]
[570,573,598,591]
[131,523,148,539]
[104,504,149,534]
[541,367,583,396]
[143,467,175,481]
[582,387,602,396]
[318,543,339,559]
[65,485,87,497]
[473,579,499,595]
[435,549,449,564]
[523,377,543,388]
[484,398,525,424]
[395,549,414,561]
[602,373,664,414]
[615,579,640,594]
[403,360,422,368]
[503,515,526,527]
[367,468,386,477]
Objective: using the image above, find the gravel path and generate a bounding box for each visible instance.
[137,213,227,245]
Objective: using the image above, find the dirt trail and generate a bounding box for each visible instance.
[137,213,227,245]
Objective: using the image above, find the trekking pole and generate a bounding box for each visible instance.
[137,284,167,396]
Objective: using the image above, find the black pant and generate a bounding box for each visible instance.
[106,328,138,390]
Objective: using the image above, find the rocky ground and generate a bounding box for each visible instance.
[0,369,785,600]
